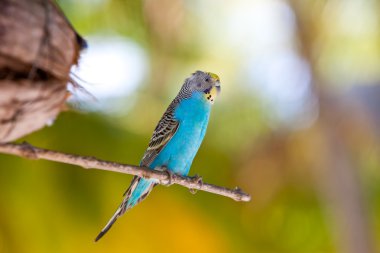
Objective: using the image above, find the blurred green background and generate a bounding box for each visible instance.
[1,0,380,252]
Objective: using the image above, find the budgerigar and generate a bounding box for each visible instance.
[95,71,221,241]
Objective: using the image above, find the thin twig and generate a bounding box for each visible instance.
[0,142,251,202]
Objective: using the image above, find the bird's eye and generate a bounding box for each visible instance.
[205,77,210,82]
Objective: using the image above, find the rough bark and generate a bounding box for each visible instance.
[0,142,252,202]
[0,0,86,142]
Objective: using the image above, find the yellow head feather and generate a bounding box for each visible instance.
[207,72,220,82]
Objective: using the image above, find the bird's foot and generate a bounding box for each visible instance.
[157,166,174,186]
[189,174,203,194]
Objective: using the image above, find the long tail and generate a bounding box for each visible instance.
[95,177,139,242]
[95,177,156,242]
[94,206,122,242]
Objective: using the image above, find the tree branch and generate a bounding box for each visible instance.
[0,142,251,202]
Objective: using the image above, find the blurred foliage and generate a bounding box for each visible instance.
[1,0,380,253]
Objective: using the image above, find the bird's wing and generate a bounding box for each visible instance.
[96,103,180,241]
[140,103,180,167]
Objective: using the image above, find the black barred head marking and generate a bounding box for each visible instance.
[175,71,220,102]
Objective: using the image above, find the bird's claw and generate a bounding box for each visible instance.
[189,174,203,194]
[158,166,174,186]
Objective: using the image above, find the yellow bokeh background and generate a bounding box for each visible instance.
[1,0,380,253]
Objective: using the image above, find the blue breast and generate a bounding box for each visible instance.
[149,92,211,175]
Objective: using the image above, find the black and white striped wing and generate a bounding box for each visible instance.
[140,104,179,167]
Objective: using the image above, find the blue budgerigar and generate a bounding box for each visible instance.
[95,71,221,241]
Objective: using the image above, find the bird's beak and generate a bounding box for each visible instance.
[215,81,221,95]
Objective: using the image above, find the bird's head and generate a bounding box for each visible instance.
[181,70,221,104]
